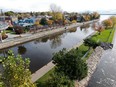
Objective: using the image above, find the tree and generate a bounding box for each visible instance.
[110,16,116,28]
[50,4,63,21]
[1,50,35,87]
[92,12,100,19]
[47,20,53,26]
[102,19,113,29]
[40,18,48,25]
[5,11,15,16]
[52,48,88,80]
[46,72,74,87]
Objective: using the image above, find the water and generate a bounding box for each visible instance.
[88,15,116,87]
[0,24,95,73]
[0,15,112,74]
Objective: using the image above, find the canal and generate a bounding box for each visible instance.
[0,23,96,73]
[0,15,111,74]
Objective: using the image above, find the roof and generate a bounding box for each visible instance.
[0,22,9,30]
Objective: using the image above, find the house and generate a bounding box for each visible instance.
[77,15,85,22]
[14,17,36,27]
[0,16,13,27]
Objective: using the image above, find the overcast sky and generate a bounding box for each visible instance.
[0,0,116,12]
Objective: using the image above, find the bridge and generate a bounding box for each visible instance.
[99,9,116,15]
[100,14,116,15]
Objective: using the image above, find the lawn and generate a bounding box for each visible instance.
[36,67,55,87]
[90,28,115,43]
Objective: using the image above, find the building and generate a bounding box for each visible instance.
[14,17,36,27]
[0,16,13,27]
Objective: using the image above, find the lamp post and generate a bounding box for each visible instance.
[0,30,2,42]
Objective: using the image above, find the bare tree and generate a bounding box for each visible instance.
[50,4,62,13]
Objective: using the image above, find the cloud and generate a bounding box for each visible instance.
[0,0,116,12]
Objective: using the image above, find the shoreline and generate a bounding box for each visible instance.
[75,47,104,87]
[0,19,99,50]
[31,31,97,82]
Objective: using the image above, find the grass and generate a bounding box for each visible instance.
[107,28,115,43]
[36,67,55,87]
[5,30,16,34]
[90,28,115,43]
[76,44,89,58]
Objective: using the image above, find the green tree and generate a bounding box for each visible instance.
[1,50,35,87]
[52,48,88,80]
[46,72,74,87]
[5,11,15,16]
[40,18,48,25]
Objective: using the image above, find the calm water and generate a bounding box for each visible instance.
[0,24,95,73]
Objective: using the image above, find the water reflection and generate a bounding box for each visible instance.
[0,23,96,73]
[80,24,90,30]
[18,46,27,55]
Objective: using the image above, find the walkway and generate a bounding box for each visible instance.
[87,28,116,87]
[0,20,98,50]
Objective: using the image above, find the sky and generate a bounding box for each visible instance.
[0,0,116,12]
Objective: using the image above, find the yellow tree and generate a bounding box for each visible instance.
[34,19,40,26]
[110,16,116,28]
[50,4,63,21]
[47,20,53,26]
[102,19,113,29]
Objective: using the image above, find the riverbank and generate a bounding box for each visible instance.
[34,28,115,86]
[0,20,98,50]
[75,46,104,87]
[75,28,116,87]
[31,40,85,82]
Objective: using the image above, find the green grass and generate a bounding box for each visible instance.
[36,67,55,87]
[83,48,94,61]
[76,44,89,58]
[107,28,115,43]
[90,29,115,43]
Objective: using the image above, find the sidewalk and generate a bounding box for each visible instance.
[0,20,98,50]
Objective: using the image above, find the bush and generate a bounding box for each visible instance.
[84,38,100,49]
[71,20,77,24]
[1,30,8,40]
[1,50,35,87]
[14,26,24,34]
[52,48,88,80]
[6,27,13,30]
[46,72,74,87]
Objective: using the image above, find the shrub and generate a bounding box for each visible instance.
[71,20,77,24]
[84,38,100,49]
[14,26,24,34]
[52,48,88,80]
[46,72,74,87]
[1,30,8,40]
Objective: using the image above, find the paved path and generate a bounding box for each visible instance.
[0,20,98,50]
[87,28,116,87]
